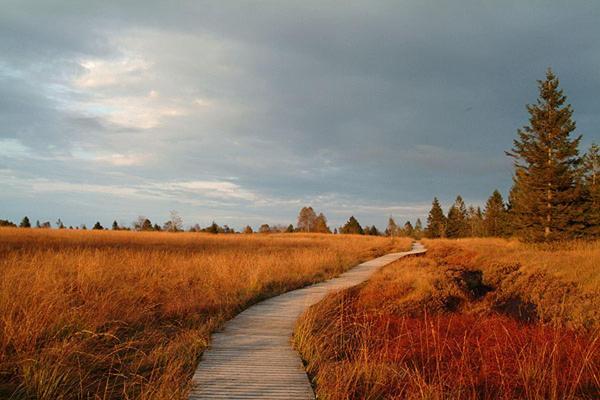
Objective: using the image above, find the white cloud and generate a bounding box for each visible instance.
[70,54,189,129]
[148,180,258,201]
[74,57,151,89]
[3,172,258,204]
[0,138,31,158]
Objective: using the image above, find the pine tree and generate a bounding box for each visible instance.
[426,197,446,238]
[466,206,484,237]
[385,216,399,237]
[142,219,153,231]
[366,225,380,236]
[403,221,414,237]
[582,143,600,236]
[112,220,119,230]
[92,221,103,230]
[340,216,364,235]
[483,190,509,237]
[507,68,583,241]
[446,196,468,238]
[286,224,294,233]
[19,216,31,228]
[205,222,220,234]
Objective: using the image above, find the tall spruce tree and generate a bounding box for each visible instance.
[446,196,468,238]
[483,190,509,237]
[425,197,446,238]
[582,143,600,237]
[507,69,583,241]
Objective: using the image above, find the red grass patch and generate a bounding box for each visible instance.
[301,308,599,399]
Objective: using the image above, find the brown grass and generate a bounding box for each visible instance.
[0,228,412,399]
[295,239,600,400]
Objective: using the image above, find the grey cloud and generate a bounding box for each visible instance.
[1,1,600,228]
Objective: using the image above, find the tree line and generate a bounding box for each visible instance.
[425,69,599,241]
[3,206,406,237]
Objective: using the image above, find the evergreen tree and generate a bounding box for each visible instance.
[483,190,509,237]
[340,216,364,235]
[56,218,65,229]
[446,195,468,238]
[385,216,399,237]
[403,221,414,237]
[142,219,153,231]
[205,222,220,234]
[296,206,317,232]
[466,206,484,237]
[426,197,446,238]
[36,220,41,228]
[153,224,162,231]
[366,225,380,236]
[133,216,154,231]
[507,69,583,241]
[92,221,103,230]
[313,213,331,233]
[112,220,119,230]
[414,218,423,239]
[286,224,294,233]
[582,143,600,237]
[19,216,31,228]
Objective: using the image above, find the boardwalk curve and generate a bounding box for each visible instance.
[189,242,427,399]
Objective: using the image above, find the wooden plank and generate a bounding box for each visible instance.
[189,242,426,399]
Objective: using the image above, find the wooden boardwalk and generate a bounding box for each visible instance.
[189,242,426,399]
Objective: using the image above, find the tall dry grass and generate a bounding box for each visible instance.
[423,238,600,328]
[295,239,600,399]
[0,228,412,399]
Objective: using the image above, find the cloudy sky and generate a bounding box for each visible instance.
[1,1,599,229]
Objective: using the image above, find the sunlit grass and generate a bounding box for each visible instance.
[295,239,600,399]
[0,228,412,399]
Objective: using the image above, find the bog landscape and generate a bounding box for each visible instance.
[1,2,599,400]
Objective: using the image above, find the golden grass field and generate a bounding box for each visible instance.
[295,238,600,399]
[0,228,412,399]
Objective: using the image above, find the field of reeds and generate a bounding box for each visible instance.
[0,228,412,399]
[295,238,600,399]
